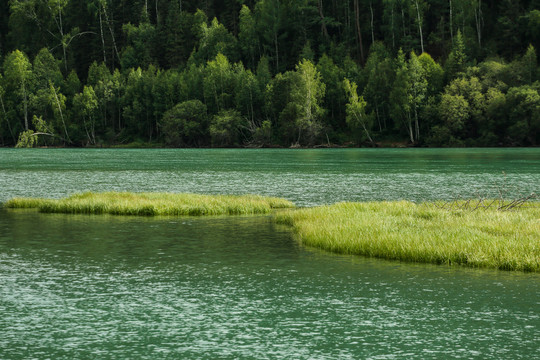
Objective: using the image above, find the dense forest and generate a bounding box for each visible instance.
[0,0,539,148]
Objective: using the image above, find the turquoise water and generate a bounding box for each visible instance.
[0,148,539,206]
[1,148,539,359]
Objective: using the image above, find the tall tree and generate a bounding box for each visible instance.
[255,0,284,72]
[343,78,374,144]
[239,5,258,69]
[3,50,33,130]
[445,29,466,81]
[408,51,427,141]
[390,49,414,143]
[289,59,326,145]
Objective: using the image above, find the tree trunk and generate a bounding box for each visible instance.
[375,102,382,131]
[102,4,121,65]
[415,0,424,53]
[414,105,420,142]
[474,0,482,48]
[318,0,330,39]
[370,2,375,45]
[0,96,16,143]
[449,0,453,44]
[354,0,365,64]
[274,30,279,72]
[50,85,71,143]
[362,122,374,145]
[99,9,106,65]
[391,4,395,49]
[155,0,159,25]
[407,112,414,143]
[402,7,406,38]
[22,83,28,131]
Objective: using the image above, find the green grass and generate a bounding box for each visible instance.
[274,201,540,272]
[4,192,295,216]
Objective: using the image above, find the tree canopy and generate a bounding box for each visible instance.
[0,0,539,147]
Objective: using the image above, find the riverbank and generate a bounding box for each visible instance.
[4,192,295,216]
[274,201,540,272]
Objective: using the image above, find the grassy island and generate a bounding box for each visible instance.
[5,193,539,271]
[274,201,540,272]
[4,192,295,216]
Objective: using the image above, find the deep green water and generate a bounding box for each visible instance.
[1,148,539,359]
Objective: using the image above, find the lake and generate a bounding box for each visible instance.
[1,148,539,359]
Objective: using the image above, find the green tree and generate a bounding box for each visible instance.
[408,51,427,141]
[33,48,63,90]
[209,108,246,146]
[73,85,99,145]
[522,44,537,85]
[203,53,236,113]
[239,5,258,69]
[288,59,326,145]
[161,1,194,68]
[343,78,374,145]
[194,17,238,64]
[0,73,17,144]
[234,65,261,125]
[87,61,113,134]
[3,50,33,130]
[363,42,394,131]
[317,54,347,135]
[505,85,540,145]
[121,21,157,70]
[255,0,284,72]
[440,93,469,135]
[161,99,208,147]
[418,52,444,96]
[445,30,467,81]
[9,0,88,72]
[444,76,485,140]
[48,83,70,144]
[390,49,414,143]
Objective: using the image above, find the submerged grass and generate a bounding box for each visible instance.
[274,201,540,272]
[4,192,295,216]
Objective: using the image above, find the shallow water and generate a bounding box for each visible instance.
[1,148,539,359]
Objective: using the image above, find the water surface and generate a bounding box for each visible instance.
[1,149,539,359]
[0,148,538,206]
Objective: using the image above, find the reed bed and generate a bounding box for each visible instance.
[4,192,295,216]
[274,201,540,272]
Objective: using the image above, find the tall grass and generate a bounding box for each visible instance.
[5,192,295,216]
[274,201,540,272]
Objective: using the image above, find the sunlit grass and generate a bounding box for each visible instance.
[4,192,295,216]
[274,201,540,272]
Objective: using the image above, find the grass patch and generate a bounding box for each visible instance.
[274,201,540,272]
[4,192,295,216]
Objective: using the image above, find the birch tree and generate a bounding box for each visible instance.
[343,78,374,145]
[3,50,33,131]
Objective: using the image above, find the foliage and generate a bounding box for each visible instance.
[0,1,539,148]
[343,78,373,145]
[161,100,208,147]
[209,109,246,147]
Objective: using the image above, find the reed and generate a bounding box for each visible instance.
[4,192,295,216]
[274,201,540,272]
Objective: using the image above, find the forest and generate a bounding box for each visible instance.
[0,0,539,148]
